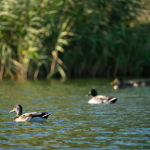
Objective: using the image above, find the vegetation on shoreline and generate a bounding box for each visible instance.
[0,0,150,80]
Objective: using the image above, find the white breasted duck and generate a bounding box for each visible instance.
[86,89,118,104]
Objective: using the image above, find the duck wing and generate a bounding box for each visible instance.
[23,112,50,119]
[96,95,107,98]
[94,96,117,103]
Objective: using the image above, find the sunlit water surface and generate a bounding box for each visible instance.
[0,79,150,150]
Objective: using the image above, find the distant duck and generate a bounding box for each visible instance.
[130,80,150,87]
[110,78,134,89]
[9,104,50,122]
[86,89,118,104]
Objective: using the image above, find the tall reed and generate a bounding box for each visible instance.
[0,0,149,79]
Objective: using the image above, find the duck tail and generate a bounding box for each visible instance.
[41,112,51,119]
[109,97,118,103]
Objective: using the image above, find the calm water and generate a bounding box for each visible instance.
[0,79,150,150]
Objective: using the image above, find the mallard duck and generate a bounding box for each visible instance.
[140,81,150,86]
[111,78,134,89]
[9,104,50,122]
[86,89,118,104]
[130,80,150,87]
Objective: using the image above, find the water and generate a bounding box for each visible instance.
[0,79,150,149]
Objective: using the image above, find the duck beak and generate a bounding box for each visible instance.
[110,81,115,85]
[86,92,91,97]
[9,110,15,113]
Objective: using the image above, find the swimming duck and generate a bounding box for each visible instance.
[86,89,118,104]
[139,81,150,86]
[130,80,150,87]
[111,78,134,89]
[9,104,50,122]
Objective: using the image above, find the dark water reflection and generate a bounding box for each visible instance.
[0,79,150,149]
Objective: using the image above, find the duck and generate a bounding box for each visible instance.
[130,80,150,87]
[86,89,118,104]
[9,104,50,122]
[110,78,134,89]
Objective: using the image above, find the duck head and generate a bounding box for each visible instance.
[111,78,123,85]
[9,104,23,116]
[86,89,98,97]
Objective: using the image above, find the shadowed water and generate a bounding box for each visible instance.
[0,79,150,150]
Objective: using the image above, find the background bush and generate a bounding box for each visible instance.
[0,0,149,80]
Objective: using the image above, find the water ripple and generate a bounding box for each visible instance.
[0,79,150,149]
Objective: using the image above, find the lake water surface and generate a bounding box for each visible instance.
[0,79,150,149]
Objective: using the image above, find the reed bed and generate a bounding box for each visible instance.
[0,0,149,80]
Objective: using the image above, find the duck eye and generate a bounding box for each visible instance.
[15,105,18,108]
